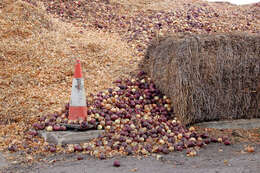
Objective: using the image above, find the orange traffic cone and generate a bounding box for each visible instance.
[68,59,87,120]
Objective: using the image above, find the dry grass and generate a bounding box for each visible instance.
[0,0,137,123]
[144,33,260,125]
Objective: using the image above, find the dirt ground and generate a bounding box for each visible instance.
[2,142,259,173]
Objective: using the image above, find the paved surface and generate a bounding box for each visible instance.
[2,119,260,173]
[195,119,260,130]
[0,153,8,170]
[3,143,259,173]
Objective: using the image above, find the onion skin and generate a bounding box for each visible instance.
[49,147,56,153]
[75,145,84,152]
[28,130,38,136]
[204,139,211,144]
[113,160,121,167]
[196,141,204,147]
[53,124,61,131]
[8,145,17,152]
[224,140,231,145]
[210,138,218,143]
[77,156,84,160]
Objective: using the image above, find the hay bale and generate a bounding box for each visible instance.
[143,33,260,125]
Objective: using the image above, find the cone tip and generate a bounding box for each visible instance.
[74,59,82,78]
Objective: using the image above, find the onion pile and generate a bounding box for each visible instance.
[32,71,231,158]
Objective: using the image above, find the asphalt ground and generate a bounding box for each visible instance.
[2,142,259,173]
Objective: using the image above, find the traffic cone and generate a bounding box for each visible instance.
[68,59,87,120]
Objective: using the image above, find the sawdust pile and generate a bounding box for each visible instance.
[0,0,137,123]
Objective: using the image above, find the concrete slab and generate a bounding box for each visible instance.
[39,130,105,145]
[195,118,260,130]
[0,153,8,169]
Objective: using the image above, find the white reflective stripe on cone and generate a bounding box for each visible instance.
[70,78,86,106]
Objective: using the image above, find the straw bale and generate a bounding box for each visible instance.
[143,33,260,125]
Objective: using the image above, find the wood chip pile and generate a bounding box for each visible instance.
[0,0,136,124]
